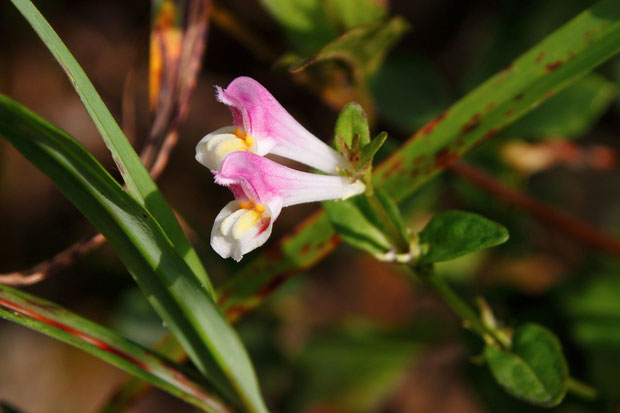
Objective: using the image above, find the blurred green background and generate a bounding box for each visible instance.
[1,0,619,412]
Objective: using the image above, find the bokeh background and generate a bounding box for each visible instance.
[1,0,620,412]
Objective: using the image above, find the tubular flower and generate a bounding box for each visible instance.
[211,152,365,261]
[195,76,349,173]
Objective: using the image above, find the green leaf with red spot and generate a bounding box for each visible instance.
[0,284,230,413]
[503,73,617,139]
[334,102,371,152]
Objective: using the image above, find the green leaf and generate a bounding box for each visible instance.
[260,0,387,55]
[419,211,509,264]
[334,102,370,151]
[9,0,213,298]
[323,197,392,256]
[289,17,411,81]
[485,323,569,407]
[504,73,617,139]
[0,96,268,413]
[459,0,599,93]
[328,0,387,30]
[260,0,339,55]
[0,284,230,413]
[354,132,388,174]
[99,333,189,413]
[324,188,409,257]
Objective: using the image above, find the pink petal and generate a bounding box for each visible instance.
[215,152,365,218]
[217,76,348,174]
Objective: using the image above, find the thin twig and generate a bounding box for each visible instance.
[0,233,106,286]
[449,162,620,257]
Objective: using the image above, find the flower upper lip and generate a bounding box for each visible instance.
[215,76,350,174]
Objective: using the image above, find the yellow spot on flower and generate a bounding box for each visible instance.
[232,210,261,239]
[231,200,268,238]
[215,139,247,159]
[234,128,254,148]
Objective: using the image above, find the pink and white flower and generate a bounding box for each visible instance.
[211,152,365,261]
[195,76,349,173]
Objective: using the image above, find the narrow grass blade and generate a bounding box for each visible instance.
[0,96,268,413]
[0,284,230,413]
[9,0,213,297]
[98,334,187,413]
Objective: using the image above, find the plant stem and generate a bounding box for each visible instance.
[567,377,598,400]
[413,266,508,348]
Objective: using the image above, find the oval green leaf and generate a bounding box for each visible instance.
[419,210,509,264]
[485,323,569,407]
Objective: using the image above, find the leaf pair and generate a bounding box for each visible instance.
[334,102,387,179]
